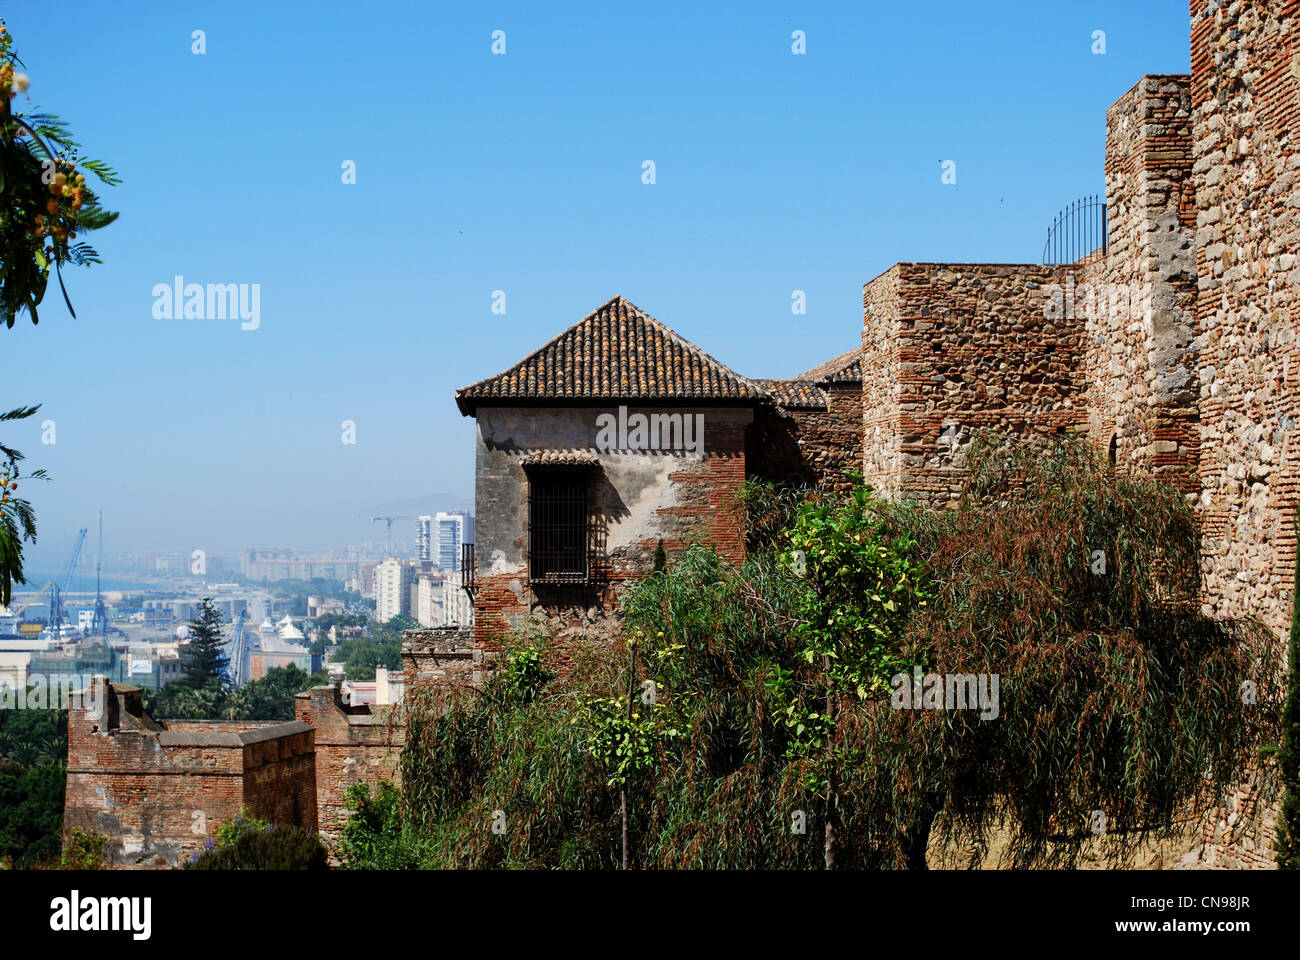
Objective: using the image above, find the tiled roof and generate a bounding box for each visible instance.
[796,348,862,384]
[455,296,771,415]
[519,450,601,469]
[753,379,828,410]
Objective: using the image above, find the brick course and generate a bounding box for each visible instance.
[295,684,403,841]
[63,678,316,869]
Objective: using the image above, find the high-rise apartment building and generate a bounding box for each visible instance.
[416,516,434,563]
[435,512,474,571]
[375,557,413,624]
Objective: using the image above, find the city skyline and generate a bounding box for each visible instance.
[2,1,1189,570]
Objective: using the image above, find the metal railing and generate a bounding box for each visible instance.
[461,542,476,594]
[1042,194,1108,266]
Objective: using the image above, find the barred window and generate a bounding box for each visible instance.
[529,471,588,582]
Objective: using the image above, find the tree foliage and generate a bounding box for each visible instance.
[0,403,47,606]
[324,436,1284,868]
[146,664,327,722]
[330,625,402,681]
[0,18,119,327]
[0,757,63,867]
[181,597,230,690]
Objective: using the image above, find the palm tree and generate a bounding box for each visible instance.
[0,403,46,606]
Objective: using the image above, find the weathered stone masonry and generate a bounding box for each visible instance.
[1083,74,1199,492]
[468,404,752,665]
[861,262,1085,504]
[1191,0,1300,639]
[295,684,402,841]
[64,678,316,869]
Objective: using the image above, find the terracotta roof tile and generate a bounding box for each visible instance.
[753,379,828,409]
[456,296,770,415]
[796,348,862,384]
[519,450,601,468]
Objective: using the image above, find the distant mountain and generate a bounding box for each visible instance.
[371,492,475,516]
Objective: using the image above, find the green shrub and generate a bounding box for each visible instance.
[184,815,327,870]
[60,828,108,869]
[336,780,425,869]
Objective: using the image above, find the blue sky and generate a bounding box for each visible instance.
[2,0,1192,567]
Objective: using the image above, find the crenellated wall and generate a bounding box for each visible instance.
[63,678,316,869]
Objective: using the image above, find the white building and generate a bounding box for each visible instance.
[415,573,444,628]
[375,557,413,624]
[444,583,473,627]
[0,652,30,692]
[435,512,474,571]
[416,516,434,563]
[376,667,405,705]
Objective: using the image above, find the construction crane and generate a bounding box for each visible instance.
[50,527,87,637]
[370,515,418,556]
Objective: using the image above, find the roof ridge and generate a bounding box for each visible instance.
[455,296,773,415]
[609,296,767,396]
[795,347,862,383]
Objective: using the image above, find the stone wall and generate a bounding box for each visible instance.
[748,383,864,493]
[1181,765,1281,870]
[1177,0,1300,872]
[1190,0,1300,637]
[64,678,316,868]
[401,626,476,690]
[1081,73,1199,492]
[295,683,403,840]
[470,405,751,664]
[861,262,1087,504]
[862,265,906,497]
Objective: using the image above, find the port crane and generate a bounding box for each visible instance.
[49,527,87,636]
[8,581,53,619]
[8,528,87,632]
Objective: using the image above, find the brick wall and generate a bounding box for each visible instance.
[1191,0,1300,637]
[861,262,1087,504]
[469,406,752,670]
[64,678,316,869]
[749,383,864,492]
[1081,74,1199,491]
[294,684,403,839]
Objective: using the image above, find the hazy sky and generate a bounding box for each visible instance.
[2,0,1190,568]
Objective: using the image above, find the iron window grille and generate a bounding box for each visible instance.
[528,470,591,584]
[461,542,476,594]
